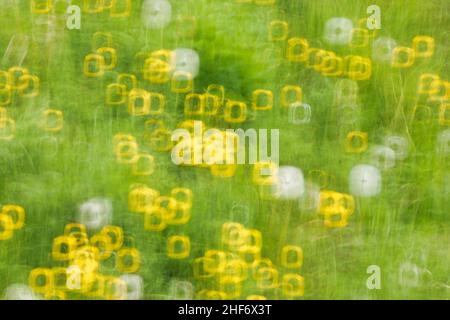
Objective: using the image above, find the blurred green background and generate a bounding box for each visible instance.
[0,0,448,299]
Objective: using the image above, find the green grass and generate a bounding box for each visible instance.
[0,0,449,300]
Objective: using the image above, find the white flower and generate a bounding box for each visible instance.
[323,17,354,46]
[370,145,396,170]
[3,284,41,300]
[384,135,409,160]
[349,164,382,197]
[171,48,200,79]
[78,198,112,230]
[273,166,305,200]
[372,37,397,63]
[120,275,144,300]
[437,130,450,156]
[141,0,172,30]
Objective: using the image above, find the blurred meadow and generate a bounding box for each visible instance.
[0,0,449,300]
